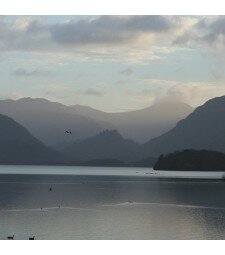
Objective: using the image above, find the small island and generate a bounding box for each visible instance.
[154,149,225,171]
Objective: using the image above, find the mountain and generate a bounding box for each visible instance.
[0,98,113,146]
[154,149,225,171]
[143,95,225,157]
[0,114,62,164]
[62,130,140,162]
[72,101,194,143]
[0,98,193,147]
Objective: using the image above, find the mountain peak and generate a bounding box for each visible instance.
[0,113,62,164]
[95,129,123,140]
[143,94,225,157]
[63,129,139,162]
[17,97,54,104]
[0,97,113,146]
[201,95,225,108]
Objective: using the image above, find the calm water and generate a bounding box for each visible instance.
[0,165,225,240]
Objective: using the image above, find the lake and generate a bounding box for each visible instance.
[0,165,225,239]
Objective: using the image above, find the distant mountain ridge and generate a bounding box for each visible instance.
[62,129,141,162]
[0,98,113,146]
[0,98,193,147]
[1,95,225,167]
[72,101,194,143]
[0,114,62,164]
[143,95,225,157]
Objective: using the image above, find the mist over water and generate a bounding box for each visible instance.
[0,165,225,239]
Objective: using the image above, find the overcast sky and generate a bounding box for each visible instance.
[1,15,225,111]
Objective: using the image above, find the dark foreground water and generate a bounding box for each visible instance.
[0,165,225,240]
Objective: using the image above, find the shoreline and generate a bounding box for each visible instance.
[0,173,223,182]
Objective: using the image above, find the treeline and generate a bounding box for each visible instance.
[68,157,157,167]
[154,149,225,171]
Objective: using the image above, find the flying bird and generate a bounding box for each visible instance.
[65,130,72,134]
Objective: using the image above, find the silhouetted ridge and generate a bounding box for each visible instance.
[143,95,225,157]
[0,114,63,164]
[94,130,123,141]
[0,98,113,146]
[62,129,140,162]
[72,101,194,143]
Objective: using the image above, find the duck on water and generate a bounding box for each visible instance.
[7,235,36,240]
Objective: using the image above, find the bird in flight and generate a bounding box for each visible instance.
[65,130,72,134]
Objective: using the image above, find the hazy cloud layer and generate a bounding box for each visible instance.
[124,77,225,107]
[84,88,104,96]
[0,16,197,52]
[0,15,224,62]
[12,68,53,76]
[1,16,225,52]
[0,92,24,100]
[50,16,175,46]
[119,67,133,76]
[165,83,225,106]
[174,16,225,49]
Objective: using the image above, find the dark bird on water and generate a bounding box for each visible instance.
[65,130,72,134]
[49,187,52,191]
[29,236,35,240]
[7,235,14,240]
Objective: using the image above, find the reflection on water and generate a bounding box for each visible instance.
[0,166,225,239]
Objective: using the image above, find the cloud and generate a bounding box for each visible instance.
[173,16,225,49]
[0,16,176,52]
[12,68,53,76]
[0,16,186,63]
[196,16,225,46]
[84,88,104,96]
[1,16,225,54]
[137,78,179,87]
[0,15,225,63]
[50,16,176,46]
[125,77,225,106]
[164,82,225,106]
[0,17,53,52]
[119,67,133,76]
[0,92,24,100]
[34,83,67,90]
[32,83,82,105]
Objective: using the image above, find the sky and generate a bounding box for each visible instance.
[1,15,225,112]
